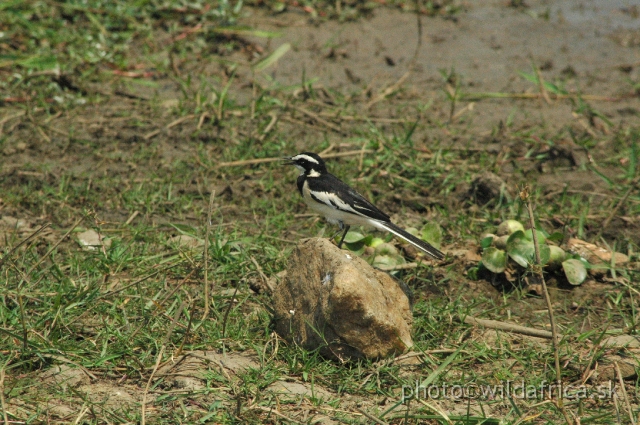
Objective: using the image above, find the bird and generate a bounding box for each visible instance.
[284,152,444,260]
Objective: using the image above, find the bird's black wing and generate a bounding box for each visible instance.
[306,173,390,222]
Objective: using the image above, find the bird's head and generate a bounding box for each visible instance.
[284,152,327,177]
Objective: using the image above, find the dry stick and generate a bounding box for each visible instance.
[318,143,336,157]
[141,345,165,425]
[257,112,278,141]
[416,399,453,425]
[250,256,273,293]
[532,59,552,104]
[615,362,637,425]
[355,407,390,425]
[598,178,639,239]
[294,106,342,133]
[174,304,194,359]
[317,113,409,124]
[25,217,83,278]
[124,210,139,225]
[0,223,51,268]
[463,316,556,339]
[251,405,305,425]
[203,190,216,319]
[0,355,12,425]
[375,262,419,271]
[221,285,240,338]
[164,300,188,344]
[143,114,196,140]
[459,92,620,101]
[523,189,573,425]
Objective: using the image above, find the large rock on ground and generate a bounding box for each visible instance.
[273,238,413,361]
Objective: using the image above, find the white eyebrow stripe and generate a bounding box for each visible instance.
[291,154,319,164]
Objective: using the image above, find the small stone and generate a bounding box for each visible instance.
[76,229,111,251]
[273,238,413,361]
[468,172,510,205]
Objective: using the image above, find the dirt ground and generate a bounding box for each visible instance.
[1,0,640,423]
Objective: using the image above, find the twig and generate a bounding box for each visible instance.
[463,316,556,339]
[598,178,639,238]
[389,349,465,364]
[521,186,572,425]
[615,361,637,425]
[366,71,411,109]
[164,300,188,344]
[317,112,409,123]
[375,262,419,271]
[250,256,273,293]
[416,399,453,425]
[174,304,194,359]
[0,110,26,137]
[293,106,342,133]
[459,92,621,101]
[355,407,389,425]
[24,218,82,278]
[197,112,208,130]
[318,143,335,157]
[203,190,216,319]
[222,285,240,338]
[141,345,165,425]
[0,223,51,269]
[532,59,552,104]
[143,114,196,140]
[0,354,14,425]
[251,405,305,425]
[124,210,139,225]
[257,112,278,141]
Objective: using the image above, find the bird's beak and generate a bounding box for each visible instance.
[282,156,294,165]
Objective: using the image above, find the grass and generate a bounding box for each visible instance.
[1,0,640,424]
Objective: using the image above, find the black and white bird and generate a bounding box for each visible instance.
[285,152,444,260]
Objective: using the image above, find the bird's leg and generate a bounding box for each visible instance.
[337,224,350,249]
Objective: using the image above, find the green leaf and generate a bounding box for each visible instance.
[343,231,366,244]
[562,259,588,285]
[373,254,402,269]
[547,245,567,270]
[547,231,564,243]
[480,236,494,249]
[374,242,398,256]
[467,267,480,280]
[345,242,366,256]
[212,27,282,38]
[252,43,291,72]
[524,228,547,244]
[17,55,59,71]
[506,230,550,267]
[369,237,385,248]
[482,247,507,273]
[421,222,442,249]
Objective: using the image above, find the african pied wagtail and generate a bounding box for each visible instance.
[285,152,444,260]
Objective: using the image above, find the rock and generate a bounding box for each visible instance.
[273,238,413,361]
[602,335,640,348]
[76,229,111,251]
[157,350,260,391]
[468,172,510,205]
[39,364,91,390]
[566,238,629,276]
[167,234,203,250]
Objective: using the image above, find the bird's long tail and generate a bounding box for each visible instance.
[373,221,444,260]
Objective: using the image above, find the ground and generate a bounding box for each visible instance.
[0,0,639,423]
